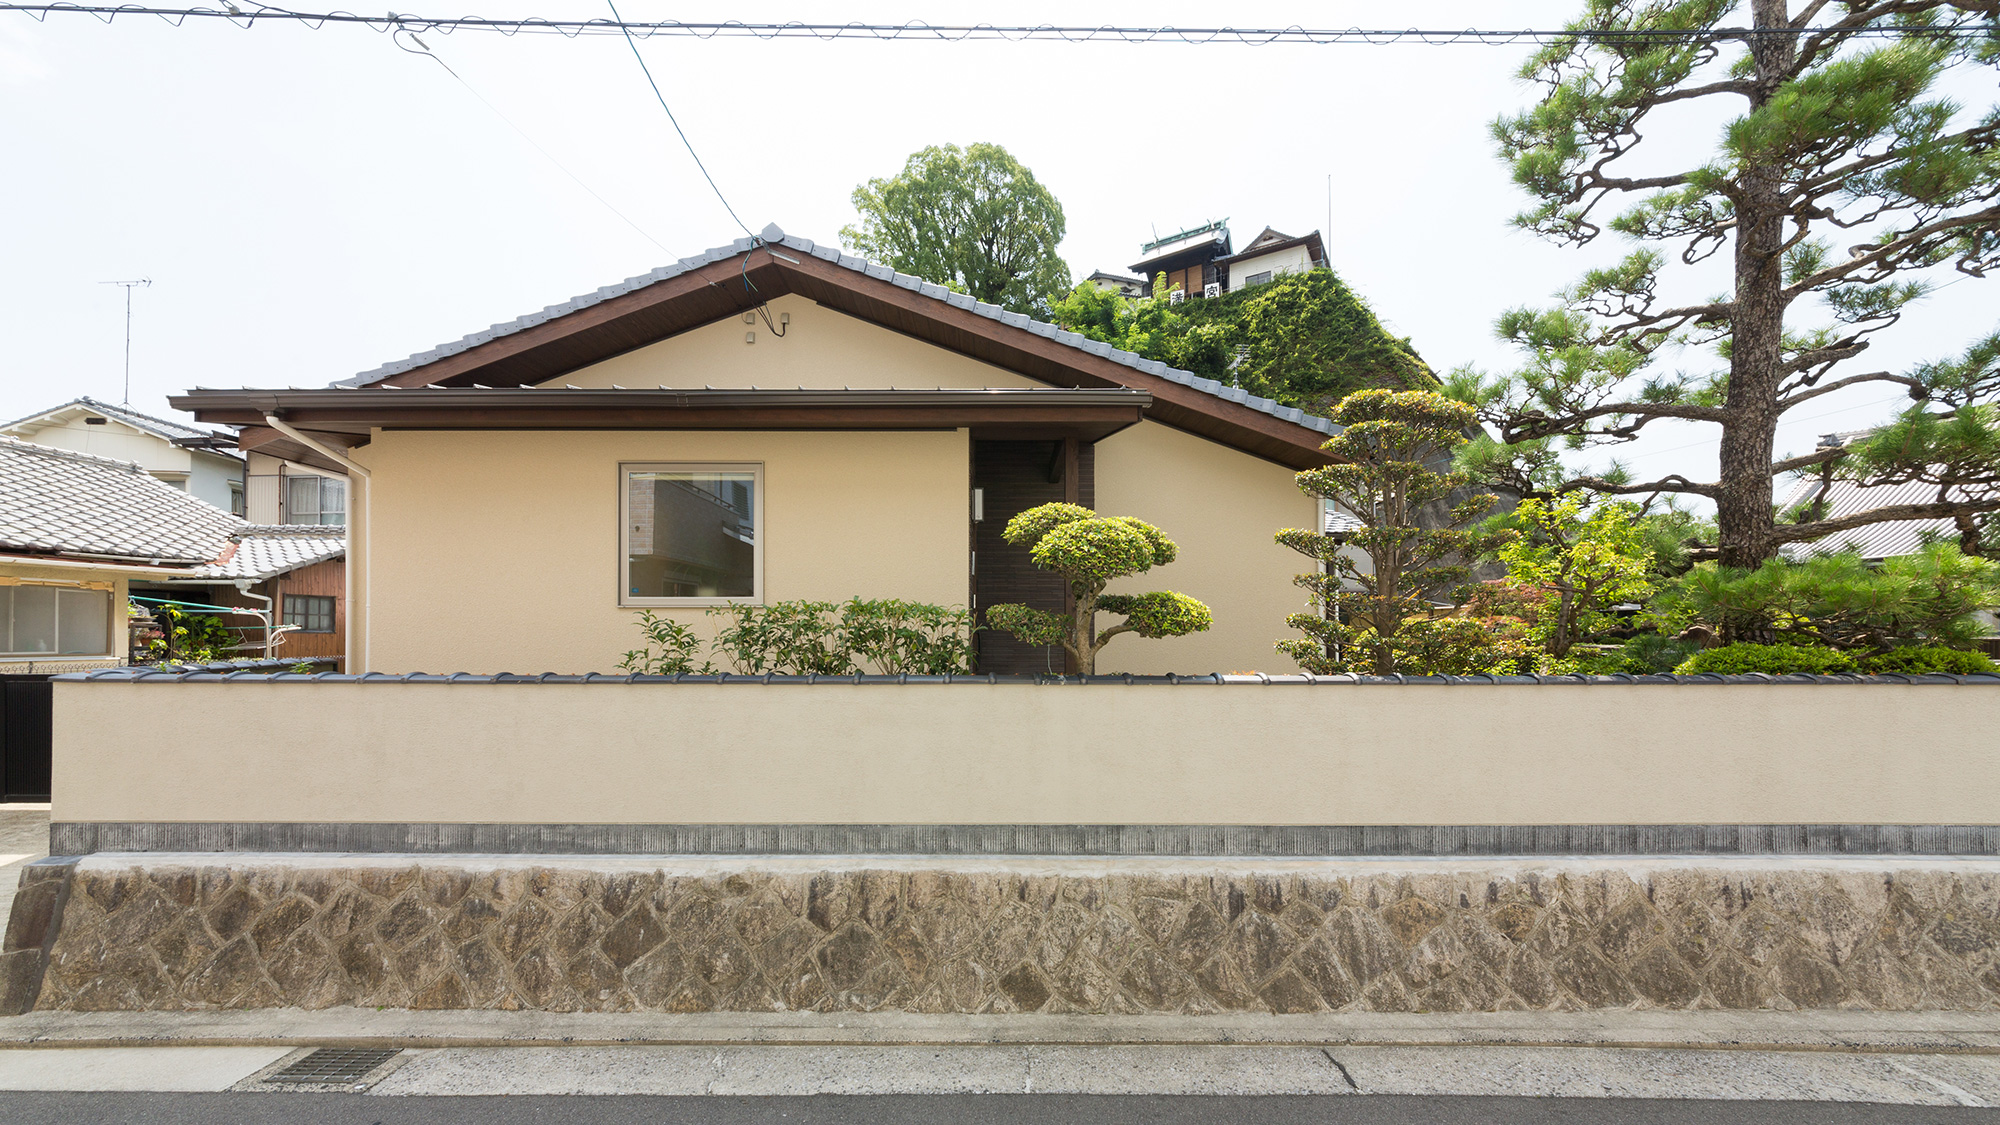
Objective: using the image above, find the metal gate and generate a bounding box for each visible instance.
[0,675,52,802]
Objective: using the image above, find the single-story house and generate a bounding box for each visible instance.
[0,435,346,671]
[173,225,1344,676]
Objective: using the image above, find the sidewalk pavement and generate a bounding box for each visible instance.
[0,804,49,930]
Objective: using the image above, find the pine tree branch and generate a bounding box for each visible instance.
[1783,204,2000,300]
[1647,78,1757,106]
[1778,496,2000,544]
[1778,369,1926,409]
[1770,447,1849,475]
[1555,474,1720,500]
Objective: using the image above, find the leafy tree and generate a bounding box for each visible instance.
[983,504,1212,675]
[1647,542,2000,649]
[1496,496,1657,657]
[143,601,235,664]
[1456,1,2000,567]
[843,142,1071,316]
[1050,269,1435,413]
[1276,390,1513,674]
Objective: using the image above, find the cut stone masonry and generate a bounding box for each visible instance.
[18,857,2000,1014]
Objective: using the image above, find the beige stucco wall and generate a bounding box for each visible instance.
[1095,421,1318,674]
[52,682,2000,826]
[0,562,128,672]
[551,294,1038,390]
[351,428,969,673]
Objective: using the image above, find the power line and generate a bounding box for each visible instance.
[390,29,675,254]
[602,0,750,237]
[4,6,1994,43]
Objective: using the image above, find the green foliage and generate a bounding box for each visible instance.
[985,504,1211,674]
[619,611,716,676]
[1858,645,1998,675]
[1674,643,1856,676]
[1495,496,1656,657]
[620,600,974,676]
[1050,269,1435,415]
[1648,544,2000,651]
[143,601,235,664]
[1467,1,2000,565]
[1277,390,1514,675]
[842,142,1070,316]
[1615,631,1700,674]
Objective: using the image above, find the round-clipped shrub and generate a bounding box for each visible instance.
[1673,643,1855,676]
[1097,591,1212,638]
[1858,645,1999,676]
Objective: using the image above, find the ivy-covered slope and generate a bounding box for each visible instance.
[1051,268,1436,416]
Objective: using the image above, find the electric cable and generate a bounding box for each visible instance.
[3,6,1993,43]
[389,27,675,254]
[603,0,752,238]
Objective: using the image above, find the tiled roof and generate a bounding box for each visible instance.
[336,224,1339,437]
[1778,475,1969,561]
[187,525,345,581]
[0,436,241,564]
[1324,507,1367,535]
[1,396,222,444]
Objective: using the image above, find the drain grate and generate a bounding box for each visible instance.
[267,1047,401,1084]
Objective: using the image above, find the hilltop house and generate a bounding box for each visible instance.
[173,224,1346,676]
[1117,221,1330,300]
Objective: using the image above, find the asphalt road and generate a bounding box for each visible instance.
[1,1094,1998,1124]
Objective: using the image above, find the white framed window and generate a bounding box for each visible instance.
[285,475,346,526]
[621,463,763,606]
[1246,270,1274,286]
[0,585,111,656]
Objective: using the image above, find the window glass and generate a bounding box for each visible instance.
[318,478,347,526]
[1247,270,1274,286]
[57,589,109,654]
[10,586,57,653]
[287,475,319,524]
[283,595,336,633]
[626,468,757,600]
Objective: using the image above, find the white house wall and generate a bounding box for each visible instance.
[1226,245,1314,291]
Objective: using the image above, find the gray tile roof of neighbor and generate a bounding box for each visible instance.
[0,436,242,564]
[186,525,346,581]
[1,396,221,444]
[1778,475,1966,561]
[335,224,1338,437]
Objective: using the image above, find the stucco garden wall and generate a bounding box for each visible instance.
[48,679,2000,831]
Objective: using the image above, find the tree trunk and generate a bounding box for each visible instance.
[1716,0,1795,572]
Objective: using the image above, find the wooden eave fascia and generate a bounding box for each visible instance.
[328,245,1334,470]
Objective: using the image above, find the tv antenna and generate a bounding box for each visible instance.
[99,278,151,404]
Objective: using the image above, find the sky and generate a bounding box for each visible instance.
[1,0,1993,499]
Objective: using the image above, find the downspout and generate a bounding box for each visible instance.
[233,579,275,658]
[264,413,371,673]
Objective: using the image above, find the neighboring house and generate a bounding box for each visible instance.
[1083,270,1147,298]
[173,223,1344,676]
[1220,227,1329,292]
[134,526,349,663]
[0,396,245,515]
[243,452,348,527]
[0,436,345,671]
[1115,221,1330,300]
[1778,429,1990,562]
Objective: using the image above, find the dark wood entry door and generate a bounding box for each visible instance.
[0,675,53,802]
[971,439,1093,675]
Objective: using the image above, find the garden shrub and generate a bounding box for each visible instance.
[621,599,974,676]
[1857,645,1999,676]
[1673,643,1855,676]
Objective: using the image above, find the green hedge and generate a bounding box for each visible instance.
[1673,642,1998,676]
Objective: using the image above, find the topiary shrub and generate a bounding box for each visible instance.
[1857,645,1999,676]
[984,503,1212,674]
[1673,643,1855,676]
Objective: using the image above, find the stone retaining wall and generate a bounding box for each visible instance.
[16,856,2000,1014]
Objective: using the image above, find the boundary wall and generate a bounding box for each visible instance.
[45,672,2000,854]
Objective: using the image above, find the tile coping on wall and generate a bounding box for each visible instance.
[52,669,2000,685]
[45,824,2000,857]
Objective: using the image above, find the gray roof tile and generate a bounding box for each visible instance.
[188,525,346,581]
[0,436,241,564]
[334,224,1338,436]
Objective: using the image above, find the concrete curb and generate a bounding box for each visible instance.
[2,1009,1997,1054]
